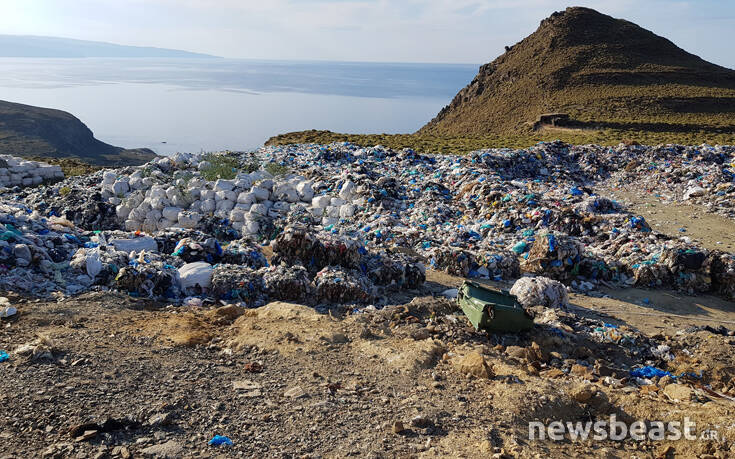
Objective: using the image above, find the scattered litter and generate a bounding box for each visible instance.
[208,435,233,447]
[509,276,569,308]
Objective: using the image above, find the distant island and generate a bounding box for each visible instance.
[0,35,218,58]
[0,100,157,167]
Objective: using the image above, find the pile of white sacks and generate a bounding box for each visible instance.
[0,155,64,188]
[110,153,361,237]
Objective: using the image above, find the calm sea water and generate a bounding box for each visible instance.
[0,58,477,155]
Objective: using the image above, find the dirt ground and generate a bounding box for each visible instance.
[596,186,735,252]
[1,267,734,459]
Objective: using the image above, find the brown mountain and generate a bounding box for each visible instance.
[0,100,156,166]
[419,6,735,138]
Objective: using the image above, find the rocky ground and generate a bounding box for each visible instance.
[2,270,734,459]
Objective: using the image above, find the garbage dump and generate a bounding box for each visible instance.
[1,141,734,306]
[0,155,64,189]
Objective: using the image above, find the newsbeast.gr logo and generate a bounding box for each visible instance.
[529,415,719,442]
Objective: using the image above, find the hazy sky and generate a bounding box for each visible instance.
[2,0,733,66]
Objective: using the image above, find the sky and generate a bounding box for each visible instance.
[1,0,733,66]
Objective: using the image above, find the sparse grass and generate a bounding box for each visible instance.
[174,171,194,186]
[58,186,71,196]
[266,129,735,156]
[264,162,289,176]
[200,153,241,181]
[27,156,103,176]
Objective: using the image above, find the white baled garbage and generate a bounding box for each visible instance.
[296,181,314,202]
[179,262,213,290]
[178,211,202,229]
[82,152,363,239]
[0,155,63,189]
[312,195,331,208]
[110,236,158,253]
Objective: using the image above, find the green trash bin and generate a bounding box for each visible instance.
[457,281,534,333]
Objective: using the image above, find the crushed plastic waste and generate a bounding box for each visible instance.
[262,264,312,303]
[630,366,673,379]
[314,266,374,304]
[209,264,266,307]
[0,350,8,362]
[1,140,734,306]
[0,297,17,318]
[509,276,569,308]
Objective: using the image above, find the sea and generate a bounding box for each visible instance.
[0,58,477,156]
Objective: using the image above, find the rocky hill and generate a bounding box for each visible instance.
[0,100,156,166]
[419,6,735,139]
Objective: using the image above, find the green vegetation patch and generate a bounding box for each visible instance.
[199,153,241,181]
[266,129,735,156]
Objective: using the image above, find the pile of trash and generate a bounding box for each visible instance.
[0,155,64,189]
[2,141,735,304]
[604,143,735,220]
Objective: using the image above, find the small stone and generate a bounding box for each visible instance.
[505,346,527,360]
[570,383,597,403]
[284,386,306,398]
[140,440,184,458]
[410,327,431,340]
[454,352,494,379]
[233,380,262,397]
[329,333,349,344]
[392,421,405,434]
[147,412,174,427]
[571,364,592,377]
[541,368,565,378]
[410,415,433,428]
[75,430,98,442]
[663,383,693,401]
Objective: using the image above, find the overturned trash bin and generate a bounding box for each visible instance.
[457,281,534,333]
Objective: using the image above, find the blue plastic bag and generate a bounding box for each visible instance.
[630,366,672,379]
[0,350,9,362]
[208,435,233,446]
